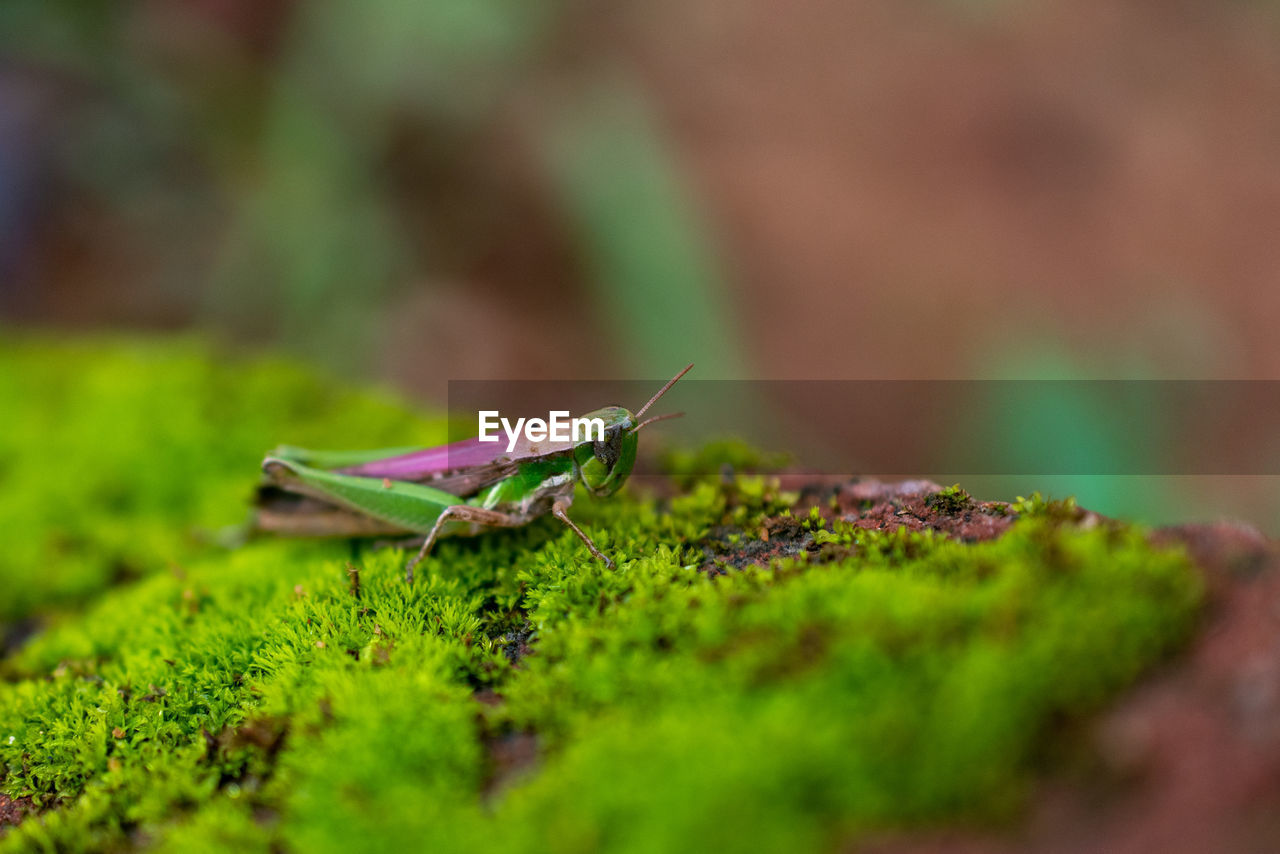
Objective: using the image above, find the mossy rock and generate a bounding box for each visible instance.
[0,337,1204,852]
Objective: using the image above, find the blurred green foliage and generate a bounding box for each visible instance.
[542,81,746,378]
[0,0,743,379]
[0,338,1201,851]
[0,334,440,625]
[964,335,1280,532]
[208,0,557,373]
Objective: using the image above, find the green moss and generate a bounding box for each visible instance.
[925,484,973,514]
[0,334,441,627]
[0,337,1204,852]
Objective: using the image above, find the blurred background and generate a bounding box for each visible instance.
[2,0,1278,530]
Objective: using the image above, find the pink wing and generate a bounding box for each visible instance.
[336,434,578,481]
[335,437,501,480]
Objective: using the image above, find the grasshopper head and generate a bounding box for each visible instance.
[572,364,692,498]
[573,406,639,497]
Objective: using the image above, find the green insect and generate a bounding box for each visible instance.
[254,365,691,582]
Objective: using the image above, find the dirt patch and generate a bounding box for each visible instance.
[699,478,1017,571]
[201,715,291,800]
[0,794,33,829]
[482,731,540,798]
[699,514,818,573]
[830,480,1015,542]
[856,520,1280,854]
[498,625,535,666]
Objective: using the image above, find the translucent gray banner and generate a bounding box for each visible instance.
[446,380,1280,476]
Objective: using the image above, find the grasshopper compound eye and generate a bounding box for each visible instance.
[593,429,624,469]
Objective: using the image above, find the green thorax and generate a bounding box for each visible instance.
[473,455,577,511]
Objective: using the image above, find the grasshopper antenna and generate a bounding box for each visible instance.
[632,411,684,433]
[634,363,693,421]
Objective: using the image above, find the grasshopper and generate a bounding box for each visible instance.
[254,365,691,582]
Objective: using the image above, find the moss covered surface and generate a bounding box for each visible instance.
[0,338,1204,852]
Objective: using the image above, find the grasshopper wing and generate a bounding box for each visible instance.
[332,435,578,496]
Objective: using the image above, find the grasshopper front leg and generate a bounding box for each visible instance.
[405,505,534,584]
[404,498,614,582]
[552,497,614,570]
